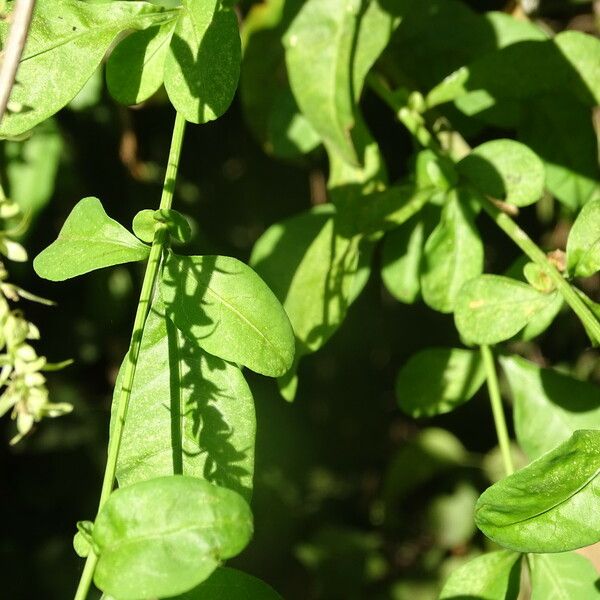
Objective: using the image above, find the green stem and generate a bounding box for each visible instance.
[481,198,600,344]
[369,72,600,344]
[366,73,437,150]
[481,345,514,476]
[73,112,187,600]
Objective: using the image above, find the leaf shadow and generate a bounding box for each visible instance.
[166,312,253,501]
[168,8,239,123]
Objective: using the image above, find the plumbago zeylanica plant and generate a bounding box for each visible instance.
[2,0,600,598]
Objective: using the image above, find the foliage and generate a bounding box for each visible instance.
[1,0,600,598]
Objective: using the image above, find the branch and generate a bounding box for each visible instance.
[0,0,36,126]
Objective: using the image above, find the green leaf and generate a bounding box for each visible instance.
[567,199,600,278]
[454,275,559,345]
[475,430,600,553]
[439,550,522,600]
[132,210,156,243]
[457,140,545,207]
[164,0,241,124]
[388,2,546,91]
[107,23,175,105]
[427,482,479,549]
[427,31,600,110]
[396,348,486,418]
[160,253,295,377]
[381,214,429,304]
[284,0,386,166]
[33,198,150,281]
[500,355,600,460]
[421,191,483,314]
[0,0,175,137]
[240,0,321,158]
[112,298,255,501]
[93,475,253,599]
[134,209,192,244]
[4,119,62,219]
[519,95,600,211]
[250,207,360,358]
[530,552,600,600]
[166,567,283,599]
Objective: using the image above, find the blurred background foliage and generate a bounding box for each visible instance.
[0,0,599,598]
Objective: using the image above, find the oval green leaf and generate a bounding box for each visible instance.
[566,198,600,278]
[454,275,559,345]
[166,567,283,599]
[0,0,176,137]
[93,475,253,599]
[475,429,600,553]
[164,0,241,124]
[457,139,545,207]
[113,298,255,501]
[396,347,486,418]
[33,198,150,281]
[530,552,600,600]
[500,355,600,460]
[421,191,483,314]
[439,550,522,600]
[107,23,175,105]
[160,253,295,377]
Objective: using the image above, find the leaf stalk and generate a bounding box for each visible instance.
[73,111,187,600]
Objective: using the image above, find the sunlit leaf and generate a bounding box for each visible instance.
[93,476,253,598]
[33,197,150,281]
[475,430,600,553]
[500,355,600,460]
[396,347,485,417]
[161,253,295,377]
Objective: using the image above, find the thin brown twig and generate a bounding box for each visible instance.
[0,0,36,126]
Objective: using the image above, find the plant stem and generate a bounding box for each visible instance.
[481,345,514,476]
[369,73,600,344]
[73,112,187,600]
[481,198,600,344]
[0,0,36,125]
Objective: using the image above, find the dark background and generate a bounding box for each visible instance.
[0,1,598,598]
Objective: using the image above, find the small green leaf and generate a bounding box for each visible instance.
[73,521,94,558]
[107,23,175,105]
[421,191,483,314]
[132,209,156,243]
[93,475,253,599]
[523,262,555,293]
[167,567,283,599]
[427,482,478,549]
[0,0,176,136]
[567,198,600,278]
[454,275,559,345]
[415,150,458,192]
[396,348,486,418]
[475,429,600,553]
[113,297,255,501]
[500,355,600,460]
[457,140,545,207]
[154,209,192,243]
[530,552,600,600]
[164,0,241,124]
[381,214,429,304]
[33,198,150,281]
[439,550,522,600]
[161,253,295,377]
